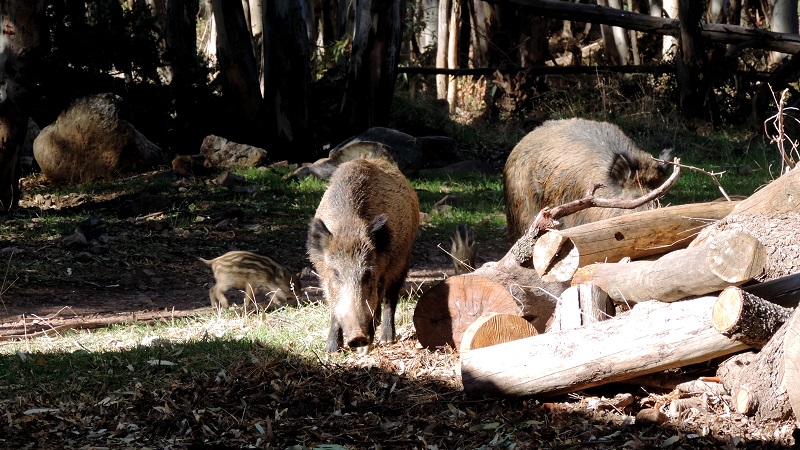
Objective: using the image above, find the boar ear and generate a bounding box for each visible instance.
[368,214,391,252]
[609,153,633,183]
[307,218,332,254]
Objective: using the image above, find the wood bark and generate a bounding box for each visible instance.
[549,284,614,332]
[783,306,800,427]
[213,0,264,143]
[532,201,738,283]
[413,274,523,350]
[436,0,449,99]
[717,314,795,421]
[572,229,766,303]
[446,0,460,112]
[263,0,311,160]
[338,0,405,138]
[477,0,800,54]
[712,286,794,348]
[459,313,537,352]
[0,0,42,211]
[461,296,749,397]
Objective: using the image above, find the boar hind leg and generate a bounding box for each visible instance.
[326,318,344,352]
[210,287,229,310]
[377,281,403,345]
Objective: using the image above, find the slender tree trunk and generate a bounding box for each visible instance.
[769,0,799,65]
[662,0,679,59]
[264,0,312,160]
[338,0,405,139]
[446,0,460,111]
[436,0,450,99]
[0,0,42,211]
[598,0,630,64]
[212,0,264,145]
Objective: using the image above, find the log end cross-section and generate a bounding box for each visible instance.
[459,313,537,352]
[413,274,522,350]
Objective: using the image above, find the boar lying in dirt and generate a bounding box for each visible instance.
[307,158,419,352]
[450,224,478,274]
[200,251,301,311]
[503,118,671,242]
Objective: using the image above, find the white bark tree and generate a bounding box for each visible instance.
[769,0,799,65]
[598,0,630,64]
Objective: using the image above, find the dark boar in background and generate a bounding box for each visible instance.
[503,118,671,242]
[307,158,419,352]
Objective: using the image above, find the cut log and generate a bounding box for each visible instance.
[532,201,737,282]
[459,313,538,352]
[730,167,800,216]
[572,229,766,303]
[712,286,794,349]
[716,310,797,421]
[413,275,523,350]
[549,284,614,332]
[783,306,800,427]
[743,272,800,308]
[460,296,749,397]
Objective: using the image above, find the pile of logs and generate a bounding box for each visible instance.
[413,166,800,426]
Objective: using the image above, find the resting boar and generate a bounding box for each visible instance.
[307,158,419,352]
[503,118,671,242]
[451,224,478,274]
[200,251,301,311]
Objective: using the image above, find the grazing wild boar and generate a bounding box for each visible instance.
[503,118,671,242]
[451,224,478,274]
[307,158,419,352]
[200,251,301,311]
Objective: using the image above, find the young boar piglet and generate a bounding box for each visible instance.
[200,251,301,311]
[451,223,478,274]
[503,118,672,242]
[307,158,419,352]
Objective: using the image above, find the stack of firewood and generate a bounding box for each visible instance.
[413,166,800,426]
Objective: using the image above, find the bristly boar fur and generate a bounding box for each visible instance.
[503,118,671,242]
[200,251,301,311]
[307,158,419,352]
[451,224,478,274]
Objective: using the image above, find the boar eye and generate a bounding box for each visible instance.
[361,272,372,284]
[332,269,341,280]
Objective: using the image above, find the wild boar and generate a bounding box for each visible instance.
[503,118,671,242]
[451,224,478,274]
[200,251,301,311]
[307,158,419,352]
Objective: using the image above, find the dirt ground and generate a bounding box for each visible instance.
[2,170,799,449]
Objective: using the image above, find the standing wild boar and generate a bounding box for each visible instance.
[307,158,419,352]
[503,118,671,242]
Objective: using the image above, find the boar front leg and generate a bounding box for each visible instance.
[377,282,402,345]
[326,317,344,352]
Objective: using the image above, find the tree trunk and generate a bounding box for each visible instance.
[446,0,460,112]
[212,0,264,145]
[676,0,705,119]
[436,0,450,99]
[461,296,750,397]
[263,0,312,160]
[769,0,799,65]
[338,0,405,138]
[598,0,629,64]
[549,284,614,332]
[572,229,766,304]
[661,0,679,58]
[0,0,43,211]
